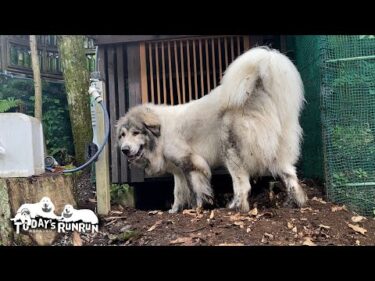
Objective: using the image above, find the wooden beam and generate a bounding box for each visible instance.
[211,38,216,88]
[139,42,148,103]
[193,40,198,100]
[161,41,167,104]
[95,80,111,216]
[107,46,119,183]
[174,41,182,104]
[116,45,128,183]
[180,41,186,103]
[243,35,250,50]
[91,35,195,45]
[154,42,161,104]
[167,41,174,105]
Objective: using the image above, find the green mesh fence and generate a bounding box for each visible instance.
[295,35,375,216]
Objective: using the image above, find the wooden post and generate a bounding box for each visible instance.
[95,80,111,215]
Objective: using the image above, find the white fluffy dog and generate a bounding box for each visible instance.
[117,46,307,213]
[60,204,99,224]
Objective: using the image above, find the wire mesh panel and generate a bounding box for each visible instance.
[294,35,375,216]
[320,35,375,216]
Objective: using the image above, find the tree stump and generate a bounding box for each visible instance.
[0,173,76,245]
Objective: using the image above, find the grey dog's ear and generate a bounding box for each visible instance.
[143,122,161,137]
[142,108,161,137]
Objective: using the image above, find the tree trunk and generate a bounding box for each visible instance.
[58,36,92,165]
[0,175,76,245]
[29,35,42,121]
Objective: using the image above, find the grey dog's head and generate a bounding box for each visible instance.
[116,105,161,164]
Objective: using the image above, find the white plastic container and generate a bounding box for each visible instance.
[0,113,45,177]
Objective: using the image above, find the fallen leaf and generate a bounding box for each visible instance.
[148,210,159,215]
[257,211,274,219]
[157,211,163,215]
[228,213,251,222]
[246,227,251,233]
[234,221,245,228]
[300,218,307,221]
[183,209,196,216]
[351,215,366,223]
[218,243,244,246]
[348,223,367,235]
[355,240,360,246]
[72,231,83,246]
[287,222,294,229]
[170,237,194,245]
[312,197,327,204]
[300,207,313,213]
[249,207,258,216]
[209,210,215,220]
[319,224,331,229]
[120,225,132,232]
[331,205,347,212]
[292,226,298,233]
[264,233,274,240]
[303,237,316,246]
[109,210,123,215]
[147,220,162,232]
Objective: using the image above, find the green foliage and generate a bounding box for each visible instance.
[0,78,75,164]
[110,184,134,207]
[331,124,375,186]
[0,97,22,113]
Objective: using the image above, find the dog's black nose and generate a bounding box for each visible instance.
[121,146,130,156]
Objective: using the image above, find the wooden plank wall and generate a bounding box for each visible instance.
[140,36,250,104]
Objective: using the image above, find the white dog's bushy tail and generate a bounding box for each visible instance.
[220,46,304,118]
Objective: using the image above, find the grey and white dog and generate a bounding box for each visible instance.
[116,46,308,213]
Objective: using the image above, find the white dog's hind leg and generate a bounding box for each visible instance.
[188,170,213,209]
[169,172,192,213]
[279,166,307,207]
[226,162,251,212]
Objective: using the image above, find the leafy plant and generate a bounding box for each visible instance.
[331,125,375,186]
[110,184,134,207]
[332,172,350,186]
[0,98,22,113]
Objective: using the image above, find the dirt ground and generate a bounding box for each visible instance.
[53,172,375,246]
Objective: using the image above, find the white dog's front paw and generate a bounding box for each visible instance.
[168,204,182,213]
[168,208,179,214]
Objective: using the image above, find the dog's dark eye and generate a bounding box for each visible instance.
[133,131,140,136]
[121,132,126,137]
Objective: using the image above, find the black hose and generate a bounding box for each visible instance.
[63,101,110,174]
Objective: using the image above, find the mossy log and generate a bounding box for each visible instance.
[0,174,76,246]
[58,35,92,165]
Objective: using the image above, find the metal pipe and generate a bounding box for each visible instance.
[325,55,375,63]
